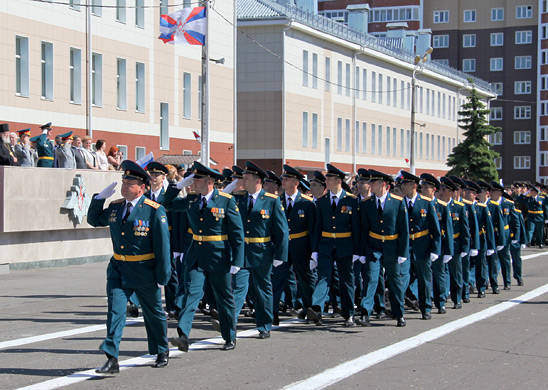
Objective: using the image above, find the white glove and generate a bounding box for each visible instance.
[486,249,495,256]
[173,251,180,259]
[42,128,48,135]
[496,245,504,251]
[359,256,366,264]
[545,220,548,223]
[157,283,163,288]
[460,252,467,258]
[470,249,479,257]
[311,252,318,262]
[511,240,518,244]
[309,259,318,270]
[179,253,184,263]
[96,182,117,200]
[430,253,439,262]
[521,244,526,249]
[230,266,240,275]
[352,255,360,263]
[222,179,239,194]
[273,260,283,267]
[397,256,407,264]
[443,255,452,264]
[176,173,194,189]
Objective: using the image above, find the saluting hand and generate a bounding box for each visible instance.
[96,182,117,200]
[176,173,194,189]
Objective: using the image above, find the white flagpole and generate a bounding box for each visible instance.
[200,1,210,167]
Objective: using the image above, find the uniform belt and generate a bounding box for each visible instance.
[453,232,460,239]
[289,231,309,240]
[528,210,543,214]
[409,229,429,240]
[193,234,228,242]
[113,253,154,262]
[322,231,352,239]
[38,156,54,160]
[369,231,398,241]
[244,236,271,243]
[510,233,515,238]
[479,228,486,235]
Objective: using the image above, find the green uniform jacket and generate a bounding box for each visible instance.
[280,191,316,256]
[163,187,245,271]
[513,209,528,245]
[487,200,507,247]
[407,194,441,258]
[448,199,470,255]
[312,190,360,258]
[36,134,54,166]
[235,189,289,267]
[499,198,518,245]
[475,202,496,252]
[525,195,546,224]
[434,198,454,257]
[462,200,480,251]
[87,195,172,287]
[359,193,409,262]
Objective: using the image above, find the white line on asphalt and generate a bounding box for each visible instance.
[522,251,547,260]
[281,283,548,390]
[14,319,305,390]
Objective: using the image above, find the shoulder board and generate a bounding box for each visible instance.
[144,198,160,209]
[515,209,522,213]
[420,195,432,202]
[477,202,487,208]
[454,200,464,206]
[436,199,448,206]
[490,200,499,205]
[300,194,313,201]
[390,194,403,201]
[111,198,125,204]
[505,199,514,204]
[462,199,473,205]
[218,191,232,199]
[264,192,278,199]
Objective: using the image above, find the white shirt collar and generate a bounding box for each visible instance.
[285,191,298,203]
[202,189,215,203]
[330,189,343,199]
[126,195,143,208]
[405,193,418,205]
[151,188,163,199]
[376,192,388,208]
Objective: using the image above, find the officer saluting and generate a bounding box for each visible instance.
[35,122,55,167]
[88,160,172,373]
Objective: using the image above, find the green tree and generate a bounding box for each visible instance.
[447,87,500,181]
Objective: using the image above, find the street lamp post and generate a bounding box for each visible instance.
[409,47,433,174]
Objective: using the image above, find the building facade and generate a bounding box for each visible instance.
[1,0,235,169]
[237,0,494,176]
[539,0,548,182]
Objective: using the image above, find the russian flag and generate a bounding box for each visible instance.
[159,6,207,46]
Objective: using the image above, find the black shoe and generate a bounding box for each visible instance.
[343,317,356,328]
[405,297,420,311]
[211,318,221,332]
[273,313,280,326]
[376,311,391,320]
[355,315,372,327]
[470,286,477,295]
[422,312,431,320]
[453,303,462,309]
[258,331,270,339]
[167,310,178,320]
[478,291,486,298]
[396,317,406,327]
[503,285,511,290]
[517,279,524,286]
[438,306,446,314]
[127,303,139,318]
[306,308,323,325]
[153,351,169,368]
[170,332,189,352]
[96,357,119,374]
[492,288,500,294]
[297,309,307,320]
[222,340,236,351]
[463,298,470,303]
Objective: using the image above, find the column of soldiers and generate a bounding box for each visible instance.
[90,158,544,373]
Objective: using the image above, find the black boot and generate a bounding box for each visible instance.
[96,356,119,374]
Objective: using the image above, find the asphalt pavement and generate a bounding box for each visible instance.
[1,248,547,390]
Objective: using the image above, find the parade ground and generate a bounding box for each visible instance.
[1,248,547,390]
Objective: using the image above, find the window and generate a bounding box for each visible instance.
[378,73,383,103]
[345,119,351,152]
[70,48,82,104]
[136,146,146,160]
[426,89,430,115]
[183,72,191,118]
[463,58,476,72]
[516,6,533,19]
[345,63,351,96]
[540,153,548,167]
[490,57,503,71]
[160,0,168,16]
[115,58,127,109]
[407,82,411,110]
[491,8,504,21]
[361,123,367,153]
[302,50,308,87]
[325,57,331,92]
[437,91,441,117]
[337,118,342,151]
[337,61,342,95]
[371,124,376,154]
[400,128,404,157]
[442,94,446,118]
[433,10,449,23]
[463,34,476,48]
[514,81,531,95]
[160,102,169,150]
[116,0,126,22]
[490,32,503,46]
[515,56,532,69]
[135,0,144,28]
[371,71,376,103]
[386,127,391,155]
[515,30,532,45]
[16,36,29,97]
[541,101,548,116]
[136,62,145,112]
[386,76,390,106]
[377,125,382,155]
[514,131,531,144]
[400,80,404,109]
[392,127,397,156]
[117,145,128,160]
[541,127,548,141]
[514,106,531,119]
[491,82,503,96]
[542,23,548,39]
[490,107,503,121]
[312,53,318,89]
[426,134,430,159]
[437,135,440,160]
[69,0,80,11]
[91,0,101,16]
[433,34,449,48]
[41,41,53,100]
[91,52,102,106]
[542,76,548,91]
[434,59,449,66]
[302,112,308,147]
[542,50,548,65]
[513,156,531,169]
[312,113,318,148]
[463,9,476,23]
[494,157,502,170]
[392,78,397,107]
[362,69,367,100]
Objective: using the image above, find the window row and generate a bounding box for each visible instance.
[462,57,532,73]
[433,31,533,49]
[489,131,532,145]
[433,6,533,24]
[492,156,532,171]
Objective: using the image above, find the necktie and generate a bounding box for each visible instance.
[331,196,337,213]
[201,197,207,210]
[122,202,133,223]
[377,198,383,216]
[248,195,254,215]
[151,193,156,202]
[407,200,413,215]
[286,198,293,215]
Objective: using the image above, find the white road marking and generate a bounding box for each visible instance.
[522,251,546,260]
[281,283,548,390]
[14,319,304,390]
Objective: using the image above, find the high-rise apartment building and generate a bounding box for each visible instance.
[539,0,548,182]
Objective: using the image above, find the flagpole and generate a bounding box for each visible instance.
[86,0,92,138]
[200,0,210,167]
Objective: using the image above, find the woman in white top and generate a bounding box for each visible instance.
[81,136,97,169]
[95,139,109,171]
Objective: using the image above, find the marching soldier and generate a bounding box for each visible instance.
[88,160,172,373]
[400,171,441,319]
[306,164,360,327]
[309,171,327,202]
[506,192,526,286]
[232,161,289,339]
[356,169,409,327]
[354,169,373,309]
[264,170,282,195]
[35,122,55,167]
[164,162,244,351]
[525,186,546,248]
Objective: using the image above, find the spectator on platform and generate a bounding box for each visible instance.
[95,139,109,171]
[1,124,16,166]
[14,129,35,167]
[107,146,122,170]
[81,137,97,169]
[8,132,19,165]
[55,132,76,169]
[165,164,178,184]
[72,136,88,169]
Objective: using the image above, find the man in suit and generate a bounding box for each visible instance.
[232,161,289,339]
[306,164,360,327]
[72,136,88,169]
[35,122,55,167]
[55,132,76,169]
[87,160,172,373]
